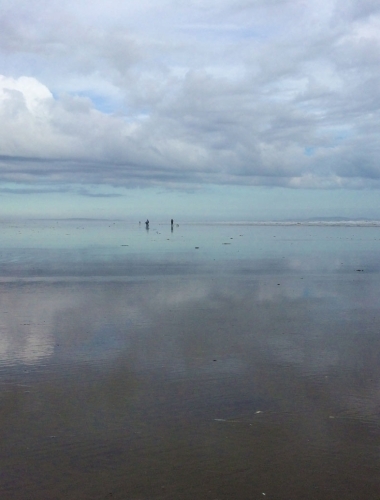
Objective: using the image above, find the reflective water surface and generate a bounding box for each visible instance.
[0,221,380,499]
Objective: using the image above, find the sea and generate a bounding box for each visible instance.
[0,219,380,499]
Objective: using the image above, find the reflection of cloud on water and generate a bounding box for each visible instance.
[0,284,59,365]
[1,264,379,378]
[1,268,380,427]
[0,328,53,364]
[46,278,213,364]
[1,266,380,461]
[0,279,210,367]
[47,271,380,431]
[151,280,209,308]
[17,325,53,364]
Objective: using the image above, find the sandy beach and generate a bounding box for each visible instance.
[0,221,380,499]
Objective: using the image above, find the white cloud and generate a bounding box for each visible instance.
[0,0,380,191]
[0,75,52,110]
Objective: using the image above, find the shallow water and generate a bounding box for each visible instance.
[0,221,380,499]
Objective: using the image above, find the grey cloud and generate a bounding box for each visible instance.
[77,188,124,198]
[0,186,68,195]
[0,0,380,191]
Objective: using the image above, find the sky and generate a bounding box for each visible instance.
[1,0,380,221]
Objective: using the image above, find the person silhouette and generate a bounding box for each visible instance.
[145,219,149,229]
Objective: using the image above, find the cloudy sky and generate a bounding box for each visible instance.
[1,0,380,220]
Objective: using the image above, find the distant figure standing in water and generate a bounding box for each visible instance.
[171,219,174,226]
[145,219,149,229]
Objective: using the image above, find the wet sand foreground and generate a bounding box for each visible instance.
[1,221,380,499]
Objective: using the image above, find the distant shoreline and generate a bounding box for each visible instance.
[184,220,380,227]
[0,218,380,227]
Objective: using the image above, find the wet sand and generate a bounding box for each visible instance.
[0,221,380,499]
